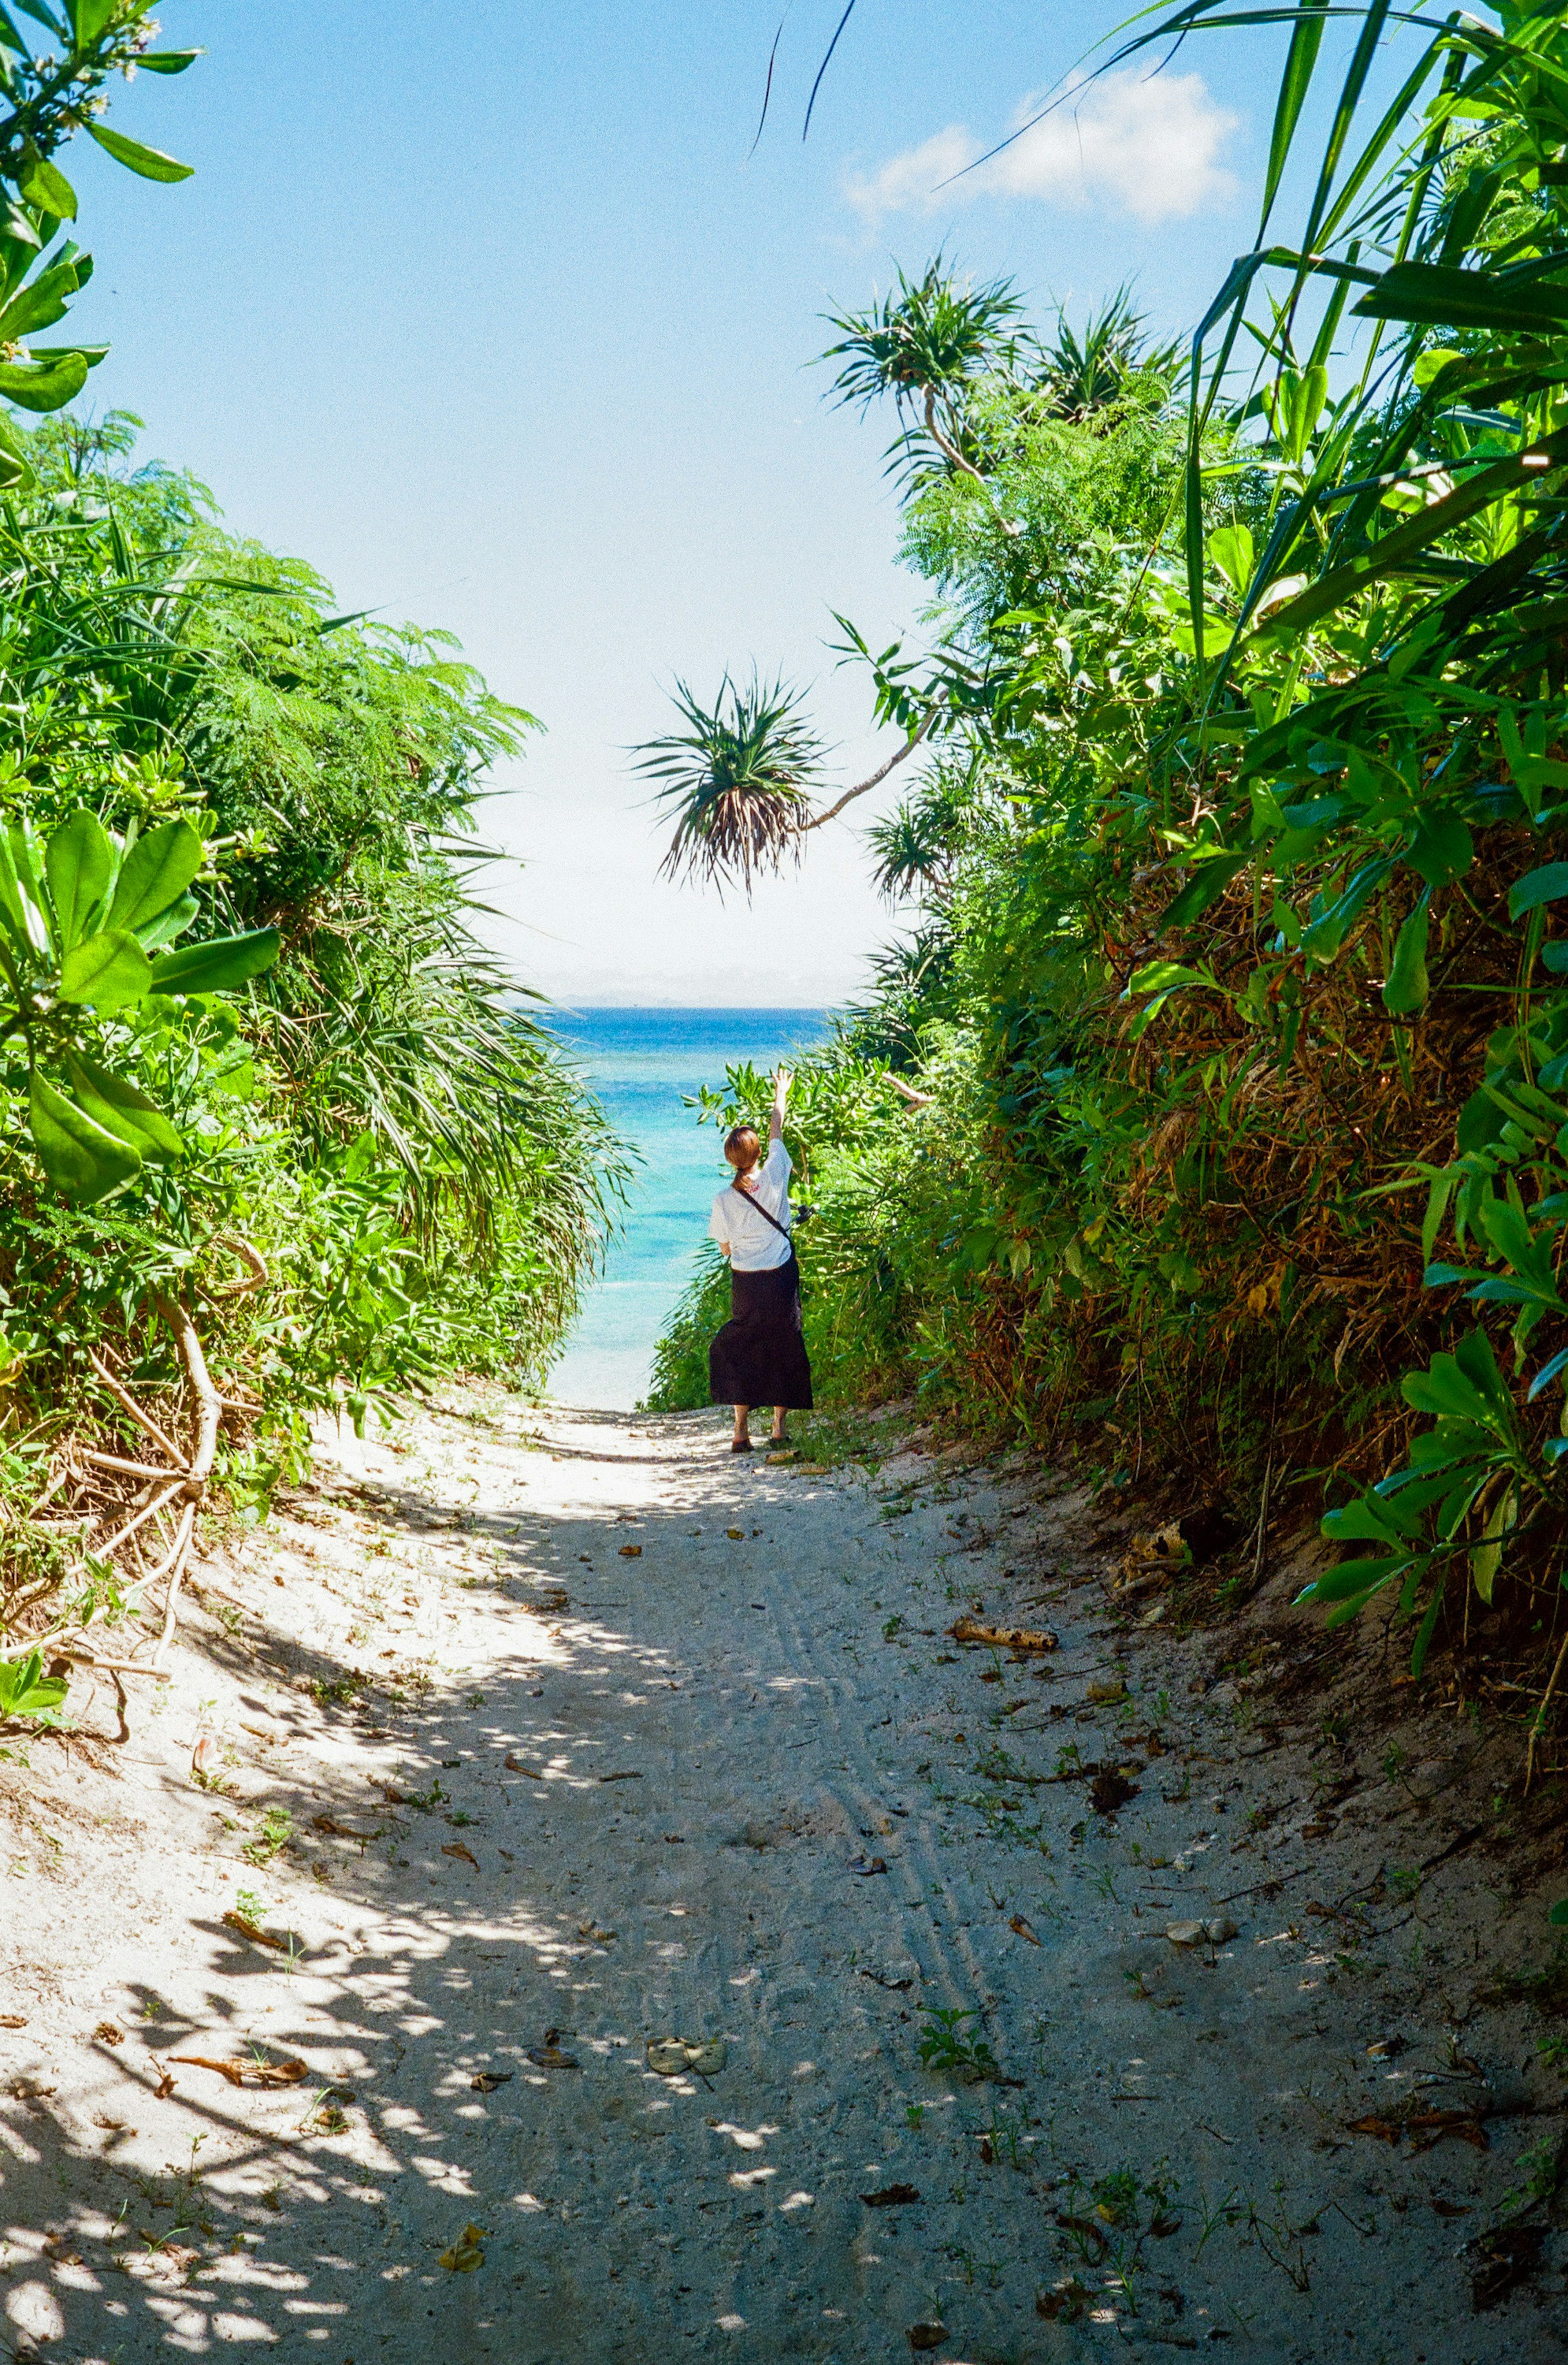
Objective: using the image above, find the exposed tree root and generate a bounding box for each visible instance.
[3,1246,249,1721]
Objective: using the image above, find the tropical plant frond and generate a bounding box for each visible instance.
[632,671,826,893]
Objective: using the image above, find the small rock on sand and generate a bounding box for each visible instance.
[1166,1917,1239,1946]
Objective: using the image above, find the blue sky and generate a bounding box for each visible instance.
[67,1,1288,1004]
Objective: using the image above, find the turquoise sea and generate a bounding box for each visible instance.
[542,1008,829,1409]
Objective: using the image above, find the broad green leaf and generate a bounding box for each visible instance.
[1299,1553,1407,1605]
[1470,1484,1517,1605]
[58,926,151,1010]
[1356,262,1568,332]
[1509,862,1568,921]
[18,155,76,220]
[1155,852,1250,930]
[1402,1357,1494,1427]
[63,1052,182,1161]
[1209,522,1254,593]
[1454,1324,1513,1418]
[1409,1581,1445,1681]
[0,346,90,410]
[137,49,201,72]
[1322,1498,1408,1545]
[43,807,113,952]
[151,925,280,995]
[1457,1084,1508,1154]
[0,1646,67,1721]
[29,1068,140,1202]
[0,249,90,343]
[134,890,197,951]
[86,123,194,183]
[1408,809,1471,886]
[71,0,118,39]
[1477,1193,1556,1290]
[1550,1900,1568,1928]
[1383,894,1429,1016]
[1127,961,1217,998]
[1529,1347,1568,1402]
[105,818,203,935]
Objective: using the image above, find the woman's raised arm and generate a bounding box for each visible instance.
[769,1068,791,1142]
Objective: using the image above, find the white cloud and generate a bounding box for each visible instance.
[845,69,1240,230]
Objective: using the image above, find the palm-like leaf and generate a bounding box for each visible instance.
[1035,289,1181,422]
[634,673,826,893]
[820,256,1030,484]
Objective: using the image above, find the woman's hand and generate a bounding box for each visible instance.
[770,1068,791,1139]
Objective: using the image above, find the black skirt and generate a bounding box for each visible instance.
[709,1254,813,1410]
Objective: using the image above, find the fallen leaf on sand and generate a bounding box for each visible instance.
[598,1770,642,1783]
[1090,1769,1138,1815]
[470,2071,514,2093]
[442,1841,479,1869]
[1009,1914,1041,1946]
[527,2043,579,2069]
[578,1922,617,1943]
[439,2222,487,2272]
[505,1755,543,1777]
[152,2070,177,2099]
[950,1616,1057,1653]
[1165,1917,1237,1947]
[0,2013,26,2028]
[373,1781,408,1804]
[170,2053,308,2089]
[94,2022,124,2045]
[862,2183,920,2207]
[311,1814,368,1838]
[726,1528,744,1540]
[222,1910,286,1952]
[766,1449,797,1465]
[1037,2280,1090,2322]
[907,2325,948,2353]
[1432,2197,1472,2218]
[1056,2211,1110,2259]
[191,1732,219,1777]
[647,2036,727,2077]
[618,1543,642,1558]
[92,2111,132,2131]
[1472,2223,1545,2311]
[1408,2109,1490,2153]
[1087,1676,1127,1704]
[849,1855,888,1877]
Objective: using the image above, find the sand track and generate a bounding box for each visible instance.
[0,1390,1564,2361]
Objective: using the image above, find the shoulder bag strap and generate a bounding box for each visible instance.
[731,1179,792,1242]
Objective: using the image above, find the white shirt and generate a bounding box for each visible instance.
[709,1138,793,1273]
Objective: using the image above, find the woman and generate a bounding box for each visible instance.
[708,1066,813,1451]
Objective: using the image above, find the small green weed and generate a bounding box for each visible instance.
[917,2005,1000,2082]
[242,1808,294,1868]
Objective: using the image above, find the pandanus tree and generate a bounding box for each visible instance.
[1034,288,1182,423]
[634,629,977,895]
[820,256,1031,488]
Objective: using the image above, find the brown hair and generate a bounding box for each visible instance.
[724,1124,761,1175]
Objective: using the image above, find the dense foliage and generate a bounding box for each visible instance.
[0,14,620,1686]
[650,2,1568,1703]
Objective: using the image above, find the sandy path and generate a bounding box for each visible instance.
[0,1391,1563,2362]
